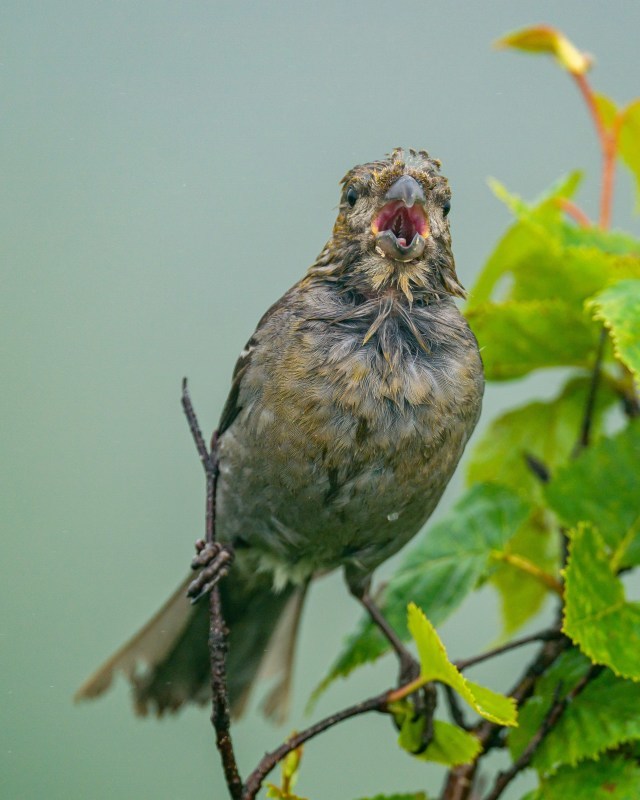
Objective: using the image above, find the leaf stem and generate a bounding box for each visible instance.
[439,635,571,800]
[242,691,390,799]
[573,325,608,455]
[492,551,563,596]
[572,71,621,229]
[554,197,591,227]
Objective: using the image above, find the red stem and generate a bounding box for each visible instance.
[572,71,621,230]
[556,197,591,228]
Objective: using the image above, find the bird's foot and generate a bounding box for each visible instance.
[187,539,234,604]
[397,653,437,754]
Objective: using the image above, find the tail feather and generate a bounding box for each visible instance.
[75,571,306,721]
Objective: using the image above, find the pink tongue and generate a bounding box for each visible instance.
[397,237,407,247]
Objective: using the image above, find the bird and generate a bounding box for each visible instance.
[75,148,484,722]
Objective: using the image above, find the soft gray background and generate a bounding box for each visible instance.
[2,2,639,798]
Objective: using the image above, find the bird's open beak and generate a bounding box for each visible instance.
[371,175,429,262]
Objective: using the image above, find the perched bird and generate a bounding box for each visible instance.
[76,148,484,721]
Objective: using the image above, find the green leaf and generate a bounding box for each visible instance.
[470,173,581,306]
[490,512,557,636]
[545,423,640,567]
[465,300,599,380]
[530,755,640,799]
[407,603,518,726]
[310,484,529,704]
[266,744,307,800]
[266,788,307,800]
[353,794,429,800]
[619,99,640,210]
[511,245,640,308]
[563,523,640,680]
[588,279,640,382]
[397,715,481,766]
[469,175,640,312]
[494,25,592,75]
[510,650,640,775]
[466,377,618,502]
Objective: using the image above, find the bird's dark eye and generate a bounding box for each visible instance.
[346,186,358,207]
[442,199,451,217]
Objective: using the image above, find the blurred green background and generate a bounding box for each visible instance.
[2,2,639,798]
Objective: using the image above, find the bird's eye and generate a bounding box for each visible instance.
[442,199,451,217]
[346,186,358,207]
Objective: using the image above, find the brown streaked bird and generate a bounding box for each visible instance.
[76,148,484,721]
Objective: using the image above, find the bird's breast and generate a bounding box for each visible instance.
[216,292,483,585]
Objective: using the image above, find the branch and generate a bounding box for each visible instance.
[444,685,473,731]
[440,635,570,800]
[181,380,242,800]
[455,629,564,671]
[242,691,390,800]
[483,664,604,800]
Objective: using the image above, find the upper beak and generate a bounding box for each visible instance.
[384,175,426,208]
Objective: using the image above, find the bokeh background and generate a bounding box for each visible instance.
[2,2,640,798]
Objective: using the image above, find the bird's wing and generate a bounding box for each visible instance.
[217,286,300,436]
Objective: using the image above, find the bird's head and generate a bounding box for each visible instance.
[310,148,464,302]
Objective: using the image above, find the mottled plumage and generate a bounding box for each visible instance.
[76,149,484,720]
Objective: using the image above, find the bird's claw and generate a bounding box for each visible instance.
[187,541,234,604]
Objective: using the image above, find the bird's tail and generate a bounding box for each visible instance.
[74,572,306,722]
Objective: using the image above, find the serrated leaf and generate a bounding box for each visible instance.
[310,484,529,704]
[619,99,640,210]
[490,512,557,636]
[510,649,640,775]
[466,377,618,502]
[512,246,640,308]
[563,523,640,680]
[545,423,640,567]
[469,175,640,312]
[532,755,640,799]
[470,174,580,306]
[588,279,640,382]
[555,224,640,257]
[495,25,592,75]
[397,715,481,766]
[408,603,517,726]
[466,300,599,380]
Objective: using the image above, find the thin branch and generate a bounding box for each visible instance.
[483,664,604,800]
[181,377,214,472]
[440,635,570,800]
[455,629,564,671]
[209,587,242,799]
[242,691,390,800]
[444,685,472,731]
[573,326,608,456]
[181,380,242,800]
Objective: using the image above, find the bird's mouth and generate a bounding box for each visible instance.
[371,201,429,262]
